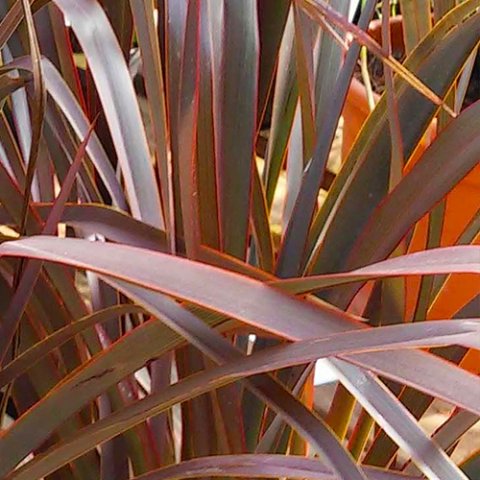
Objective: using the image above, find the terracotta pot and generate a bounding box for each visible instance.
[406,165,480,321]
[342,16,480,319]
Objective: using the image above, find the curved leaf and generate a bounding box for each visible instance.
[0,305,144,388]
[0,203,168,251]
[5,317,479,480]
[1,237,480,415]
[130,454,420,480]
[52,0,163,227]
[0,0,49,50]
[273,246,480,294]
[3,56,127,209]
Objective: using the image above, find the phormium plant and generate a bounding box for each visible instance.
[0,0,479,479]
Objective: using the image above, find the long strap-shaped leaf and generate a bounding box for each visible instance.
[129,454,422,480]
[0,305,145,388]
[0,0,49,50]
[330,100,480,307]
[0,125,96,363]
[130,0,172,243]
[0,203,168,251]
[94,279,480,480]
[176,0,201,257]
[276,0,376,277]
[307,0,480,277]
[3,57,127,208]
[107,280,367,480]
[300,0,454,115]
[273,246,480,293]
[257,0,292,131]
[0,244,476,478]
[16,0,45,238]
[0,273,370,479]
[215,0,258,258]
[1,237,479,409]
[263,10,298,208]
[328,359,469,480]
[4,315,479,480]
[52,0,163,228]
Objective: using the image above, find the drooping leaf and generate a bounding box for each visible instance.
[5,316,480,480]
[4,56,126,208]
[52,0,163,228]
[1,237,480,415]
[129,454,422,480]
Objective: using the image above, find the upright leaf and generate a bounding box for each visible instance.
[216,0,258,258]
